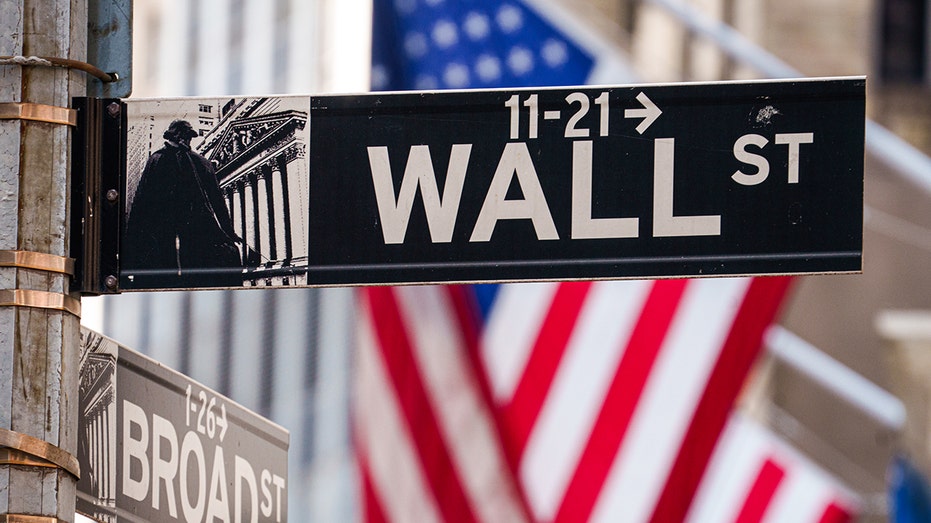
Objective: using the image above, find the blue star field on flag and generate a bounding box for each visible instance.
[371,0,595,91]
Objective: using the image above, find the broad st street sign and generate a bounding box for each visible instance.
[73,77,864,292]
[76,328,289,522]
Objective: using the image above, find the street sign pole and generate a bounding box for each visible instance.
[1,0,85,518]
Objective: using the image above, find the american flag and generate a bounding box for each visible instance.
[358,1,858,521]
[479,279,792,522]
[687,413,858,523]
[373,0,599,90]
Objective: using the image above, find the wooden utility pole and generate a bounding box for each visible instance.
[1,0,85,519]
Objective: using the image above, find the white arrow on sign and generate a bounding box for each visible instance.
[217,403,229,442]
[625,92,662,134]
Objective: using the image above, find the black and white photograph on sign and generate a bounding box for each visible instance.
[122,96,310,290]
[76,329,118,523]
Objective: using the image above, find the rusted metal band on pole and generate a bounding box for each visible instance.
[0,54,117,83]
[0,251,75,275]
[0,428,80,479]
[0,515,69,523]
[0,448,63,471]
[0,290,81,317]
[0,102,77,127]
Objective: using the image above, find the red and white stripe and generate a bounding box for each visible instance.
[356,285,530,523]
[355,276,861,523]
[686,413,858,523]
[480,278,791,522]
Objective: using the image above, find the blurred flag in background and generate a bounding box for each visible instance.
[889,454,931,523]
[371,0,629,91]
[688,413,858,522]
[473,279,790,522]
[358,0,857,521]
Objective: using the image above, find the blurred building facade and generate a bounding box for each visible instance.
[89,0,931,520]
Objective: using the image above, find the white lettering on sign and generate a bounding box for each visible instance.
[470,142,559,242]
[361,89,832,250]
[368,144,471,244]
[776,133,815,184]
[236,456,258,521]
[653,138,721,237]
[732,132,815,186]
[732,134,771,186]
[571,140,639,239]
[121,399,286,523]
[153,413,179,517]
[123,400,150,502]
[507,91,613,139]
[180,430,206,522]
[369,137,743,243]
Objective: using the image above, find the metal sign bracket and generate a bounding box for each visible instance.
[71,97,124,295]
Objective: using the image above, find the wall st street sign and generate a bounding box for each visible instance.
[74,77,864,292]
[76,328,289,522]
[310,77,863,285]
